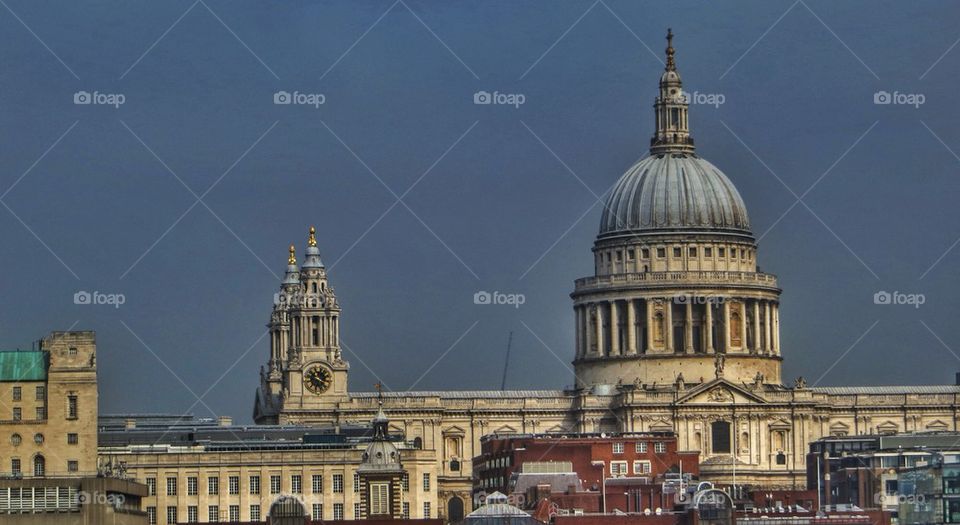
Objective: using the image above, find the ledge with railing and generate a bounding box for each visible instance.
[574,270,779,291]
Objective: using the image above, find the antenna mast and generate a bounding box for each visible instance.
[500,331,513,390]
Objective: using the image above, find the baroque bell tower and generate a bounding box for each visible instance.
[255,227,350,423]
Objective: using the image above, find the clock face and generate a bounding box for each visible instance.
[304,366,333,394]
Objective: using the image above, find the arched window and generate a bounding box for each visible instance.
[448,497,465,523]
[33,455,45,477]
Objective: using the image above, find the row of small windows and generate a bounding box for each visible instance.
[601,245,754,264]
[7,394,77,422]
[10,386,45,402]
[3,455,78,476]
[609,460,653,476]
[611,441,667,454]
[145,498,425,524]
[8,432,78,446]
[148,472,424,497]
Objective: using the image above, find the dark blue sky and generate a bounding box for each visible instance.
[2,0,959,422]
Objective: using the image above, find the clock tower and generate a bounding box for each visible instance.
[255,227,350,423]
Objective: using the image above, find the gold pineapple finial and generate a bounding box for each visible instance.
[288,244,296,265]
[308,226,317,247]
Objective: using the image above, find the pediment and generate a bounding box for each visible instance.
[876,421,899,434]
[442,425,466,436]
[769,418,792,430]
[649,419,674,432]
[926,419,950,431]
[676,379,767,405]
[829,421,850,436]
[546,424,571,433]
[493,425,518,434]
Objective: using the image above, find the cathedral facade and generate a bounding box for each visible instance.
[254,30,960,519]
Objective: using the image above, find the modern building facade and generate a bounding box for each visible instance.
[249,30,960,519]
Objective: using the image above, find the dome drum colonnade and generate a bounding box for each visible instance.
[571,29,783,388]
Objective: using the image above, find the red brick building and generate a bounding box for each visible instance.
[473,433,699,513]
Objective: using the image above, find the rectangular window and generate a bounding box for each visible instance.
[12,407,21,421]
[166,506,177,524]
[229,505,239,522]
[208,505,219,522]
[166,477,177,496]
[36,406,46,420]
[67,460,78,472]
[68,346,77,355]
[292,474,302,494]
[633,460,652,474]
[229,475,239,495]
[67,433,79,445]
[610,461,628,476]
[641,247,650,258]
[732,249,738,259]
[627,249,635,260]
[353,472,360,492]
[146,478,157,496]
[147,506,157,525]
[67,394,78,419]
[249,475,260,495]
[187,476,198,495]
[208,476,219,495]
[11,458,20,475]
[35,386,44,401]
[711,421,732,454]
[689,247,698,257]
[312,503,323,520]
[424,502,431,518]
[402,473,409,491]
[187,505,197,523]
[250,505,261,521]
[654,442,667,453]
[741,249,746,259]
[12,386,20,401]
[423,473,430,491]
[333,473,344,493]
[657,247,666,258]
[673,247,682,258]
[354,502,361,518]
[403,502,410,519]
[370,482,389,515]
[636,442,648,453]
[705,247,712,257]
[719,247,726,257]
[615,250,622,261]
[312,474,323,493]
[612,442,624,454]
[270,475,281,494]
[333,503,344,520]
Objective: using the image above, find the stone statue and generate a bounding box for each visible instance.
[676,373,685,391]
[754,371,764,388]
[794,376,807,389]
[714,354,725,378]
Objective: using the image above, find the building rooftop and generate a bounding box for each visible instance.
[0,350,47,382]
[811,385,960,395]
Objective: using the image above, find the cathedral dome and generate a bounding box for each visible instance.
[598,153,752,239]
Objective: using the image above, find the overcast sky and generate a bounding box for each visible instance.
[2,0,959,422]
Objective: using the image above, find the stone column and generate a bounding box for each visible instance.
[705,301,714,354]
[773,304,781,355]
[722,300,731,353]
[574,306,583,358]
[595,303,605,356]
[753,300,761,355]
[764,302,772,355]
[665,299,674,353]
[583,306,593,356]
[610,301,621,356]
[645,300,654,353]
[626,299,637,355]
[685,300,694,354]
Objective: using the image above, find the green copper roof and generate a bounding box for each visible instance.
[0,351,48,381]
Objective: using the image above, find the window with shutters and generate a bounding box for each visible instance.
[370,482,389,515]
